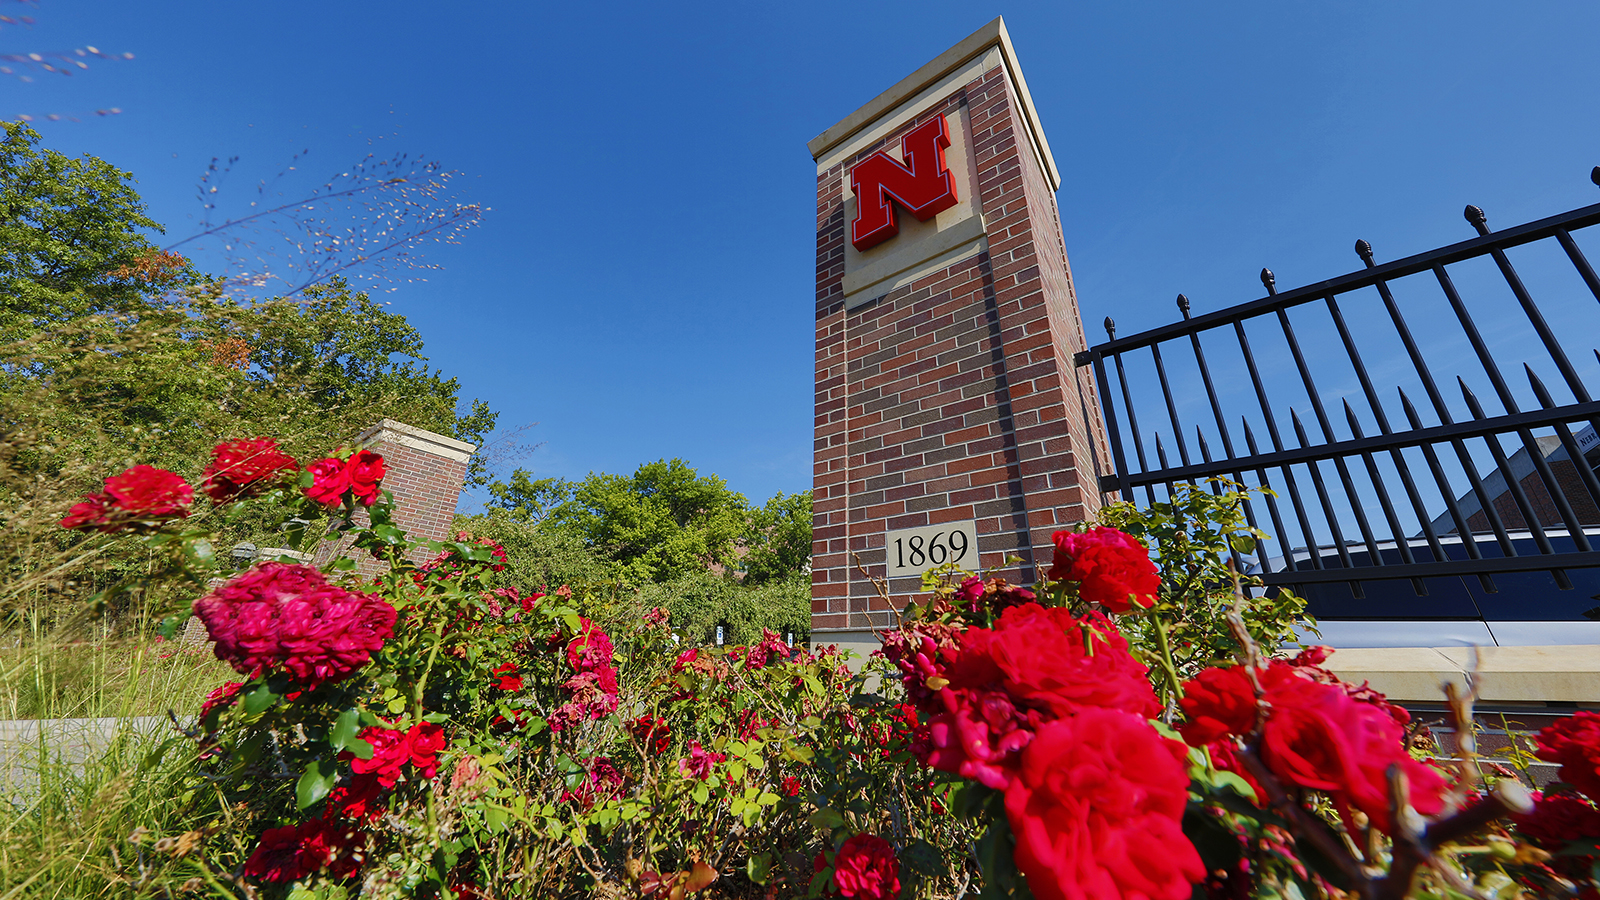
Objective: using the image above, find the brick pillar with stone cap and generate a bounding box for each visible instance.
[809,18,1113,658]
[355,419,476,562]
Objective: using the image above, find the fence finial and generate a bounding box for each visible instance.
[1176,293,1191,319]
[1355,239,1375,268]
[1464,205,1490,236]
[1591,166,1600,188]
[1103,316,1116,339]
[1260,268,1277,295]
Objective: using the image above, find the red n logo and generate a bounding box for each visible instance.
[849,115,960,252]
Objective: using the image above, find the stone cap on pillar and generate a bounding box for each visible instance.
[355,418,475,464]
[806,16,1060,191]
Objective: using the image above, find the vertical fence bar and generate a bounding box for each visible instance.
[1290,410,1360,594]
[1151,342,1192,467]
[1526,365,1600,541]
[1277,305,1384,570]
[1090,354,1134,502]
[1244,418,1318,571]
[1468,205,1594,405]
[1235,318,1320,567]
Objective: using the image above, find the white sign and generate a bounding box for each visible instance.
[885,520,979,578]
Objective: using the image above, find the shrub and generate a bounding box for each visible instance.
[15,456,1600,900]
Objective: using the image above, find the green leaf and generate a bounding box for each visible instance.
[484,805,509,834]
[330,708,361,751]
[747,852,772,885]
[296,759,338,809]
[807,807,845,830]
[156,616,183,640]
[184,537,216,567]
[242,684,280,715]
[900,839,944,876]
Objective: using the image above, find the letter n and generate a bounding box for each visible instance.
[849,115,960,252]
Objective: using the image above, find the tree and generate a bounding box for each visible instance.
[0,127,499,611]
[486,468,573,525]
[741,490,813,585]
[543,459,750,586]
[0,122,179,343]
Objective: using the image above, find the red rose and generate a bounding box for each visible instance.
[1259,667,1447,833]
[345,449,386,506]
[1178,665,1260,746]
[243,823,314,883]
[566,620,615,672]
[202,437,298,503]
[744,628,792,670]
[827,833,901,899]
[105,465,194,518]
[59,493,112,531]
[327,774,385,822]
[630,715,672,754]
[200,681,245,720]
[677,741,725,781]
[193,563,395,686]
[977,603,1160,720]
[407,721,446,779]
[1003,707,1204,900]
[1048,527,1160,613]
[781,775,803,797]
[1515,792,1600,852]
[61,465,194,532]
[304,457,351,506]
[348,725,411,788]
[492,662,523,692]
[1534,711,1600,802]
[559,757,625,810]
[346,721,443,787]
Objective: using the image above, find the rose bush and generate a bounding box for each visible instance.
[58,455,1600,899]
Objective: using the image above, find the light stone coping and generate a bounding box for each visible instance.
[356,418,475,464]
[809,628,884,673]
[808,16,1061,191]
[1324,645,1600,704]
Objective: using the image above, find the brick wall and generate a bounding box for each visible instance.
[1465,458,1600,533]
[317,419,476,573]
[811,27,1111,638]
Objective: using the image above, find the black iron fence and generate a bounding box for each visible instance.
[1074,170,1600,620]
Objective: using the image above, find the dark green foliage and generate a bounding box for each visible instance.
[742,490,813,586]
[638,570,811,646]
[541,459,751,585]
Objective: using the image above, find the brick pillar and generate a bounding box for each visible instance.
[357,419,475,558]
[808,17,1112,654]
[309,419,476,574]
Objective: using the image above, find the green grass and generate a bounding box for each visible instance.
[0,631,235,721]
[0,631,242,899]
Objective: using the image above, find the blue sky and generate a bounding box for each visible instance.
[12,1,1600,511]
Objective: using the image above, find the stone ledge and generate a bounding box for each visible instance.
[1325,645,1600,704]
[356,418,476,464]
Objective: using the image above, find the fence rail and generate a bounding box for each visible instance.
[1075,171,1600,609]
